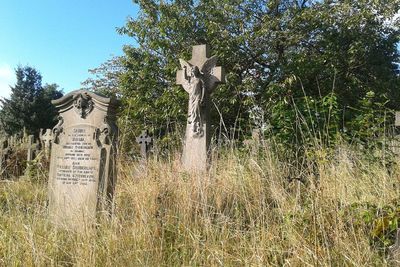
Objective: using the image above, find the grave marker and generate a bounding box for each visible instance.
[176,44,225,171]
[27,135,39,161]
[396,112,400,127]
[136,130,153,159]
[39,128,53,158]
[47,90,118,230]
[0,139,8,175]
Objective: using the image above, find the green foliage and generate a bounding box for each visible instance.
[346,200,400,251]
[107,0,400,150]
[348,91,392,150]
[60,0,400,152]
[0,66,63,136]
[81,57,124,98]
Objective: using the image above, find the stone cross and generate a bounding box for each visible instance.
[390,229,400,264]
[39,128,53,158]
[136,130,153,159]
[176,44,225,171]
[47,90,119,230]
[27,135,39,161]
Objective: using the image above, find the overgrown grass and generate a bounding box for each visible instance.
[0,143,399,266]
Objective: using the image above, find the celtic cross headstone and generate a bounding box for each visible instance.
[136,130,153,159]
[176,44,225,171]
[39,128,53,158]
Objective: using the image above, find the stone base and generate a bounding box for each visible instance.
[182,124,210,172]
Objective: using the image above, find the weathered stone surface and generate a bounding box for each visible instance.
[0,139,8,176]
[39,128,53,158]
[47,90,118,230]
[136,130,153,159]
[395,112,400,127]
[27,135,39,161]
[177,44,225,171]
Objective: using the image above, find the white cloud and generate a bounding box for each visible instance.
[0,64,15,100]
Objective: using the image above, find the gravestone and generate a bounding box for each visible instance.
[176,44,225,171]
[396,112,400,127]
[136,130,153,159]
[0,139,8,175]
[391,112,400,154]
[47,90,118,230]
[39,128,53,158]
[27,135,39,161]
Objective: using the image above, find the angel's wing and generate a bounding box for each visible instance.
[178,58,193,93]
[179,58,192,71]
[201,56,219,92]
[200,55,217,76]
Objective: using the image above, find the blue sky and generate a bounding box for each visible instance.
[0,0,139,98]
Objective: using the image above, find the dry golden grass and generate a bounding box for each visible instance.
[0,144,399,266]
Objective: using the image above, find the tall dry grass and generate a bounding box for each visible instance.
[0,143,399,266]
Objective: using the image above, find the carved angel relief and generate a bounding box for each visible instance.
[73,93,94,118]
[179,56,218,137]
[94,116,112,146]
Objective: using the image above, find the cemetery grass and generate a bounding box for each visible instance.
[0,145,399,266]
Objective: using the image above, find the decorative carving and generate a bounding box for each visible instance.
[95,117,112,146]
[52,116,64,144]
[179,56,217,137]
[73,92,94,118]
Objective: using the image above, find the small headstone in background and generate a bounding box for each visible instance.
[176,44,225,171]
[0,139,8,174]
[27,135,40,161]
[390,112,400,154]
[39,128,53,158]
[47,90,118,230]
[136,130,153,160]
[395,112,400,127]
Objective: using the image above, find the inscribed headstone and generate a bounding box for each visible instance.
[47,90,118,229]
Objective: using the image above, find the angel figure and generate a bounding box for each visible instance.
[179,56,218,136]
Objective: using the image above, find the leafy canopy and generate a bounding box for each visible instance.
[91,0,399,149]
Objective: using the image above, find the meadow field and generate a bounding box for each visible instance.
[0,143,399,266]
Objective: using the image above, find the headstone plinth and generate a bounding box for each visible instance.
[176,44,225,171]
[47,90,118,230]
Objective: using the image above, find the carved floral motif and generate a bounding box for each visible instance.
[73,93,94,118]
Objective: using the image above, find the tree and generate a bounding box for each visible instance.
[0,66,63,136]
[96,0,399,148]
[81,56,124,98]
